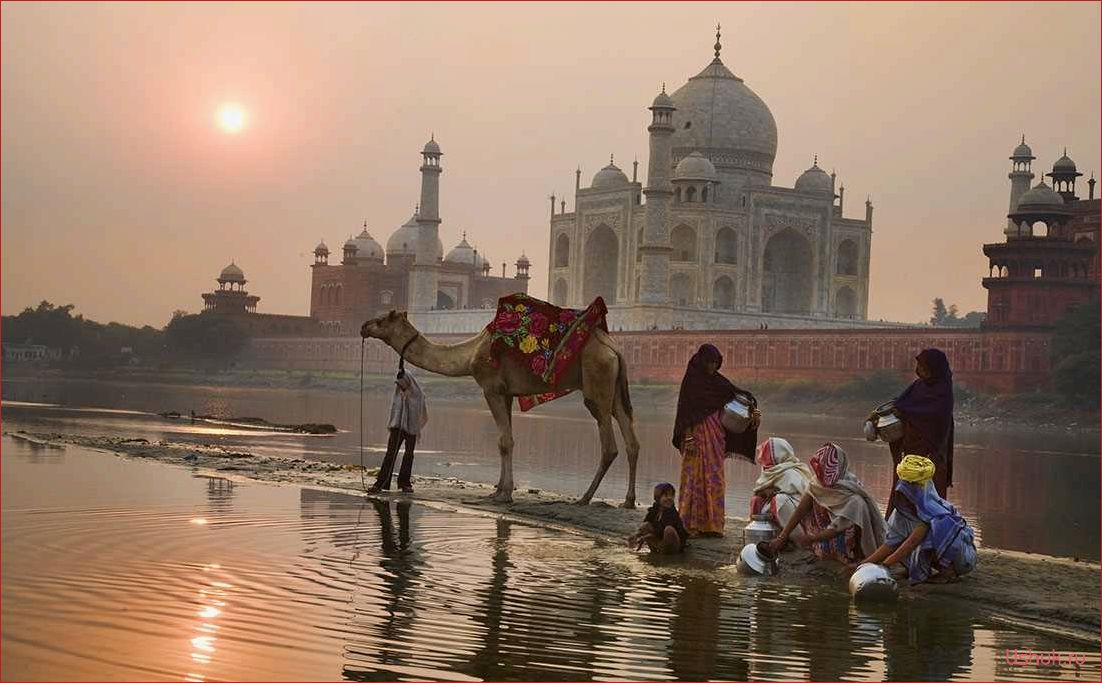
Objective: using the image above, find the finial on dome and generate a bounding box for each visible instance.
[462,230,467,241]
[415,203,420,214]
[1021,133,1026,144]
[1064,146,1067,156]
[714,23,722,60]
[661,82,666,94]
[610,153,614,165]
[363,219,367,228]
[813,154,818,167]
[431,132,435,142]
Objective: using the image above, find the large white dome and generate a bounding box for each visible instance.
[669,57,777,175]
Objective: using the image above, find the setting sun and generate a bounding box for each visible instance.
[215,104,247,133]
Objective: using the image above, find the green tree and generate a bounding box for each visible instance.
[1051,303,1100,406]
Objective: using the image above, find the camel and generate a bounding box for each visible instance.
[360,310,641,507]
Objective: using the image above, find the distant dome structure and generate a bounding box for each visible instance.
[314,240,329,255]
[445,233,477,264]
[794,159,833,194]
[1012,137,1033,159]
[591,158,630,189]
[386,212,420,256]
[219,262,245,283]
[346,225,384,262]
[674,151,717,181]
[1017,180,1064,208]
[423,136,441,155]
[1053,153,1077,173]
[385,211,443,260]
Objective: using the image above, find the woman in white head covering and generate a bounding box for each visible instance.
[750,437,814,539]
[369,368,429,494]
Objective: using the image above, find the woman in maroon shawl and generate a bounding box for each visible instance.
[672,344,760,536]
[881,348,954,515]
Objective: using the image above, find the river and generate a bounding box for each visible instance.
[2,376,1098,561]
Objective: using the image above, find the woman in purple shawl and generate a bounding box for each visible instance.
[880,348,954,515]
[672,344,760,536]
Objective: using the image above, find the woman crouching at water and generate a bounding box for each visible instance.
[672,344,761,537]
[628,483,689,554]
[750,437,814,543]
[767,443,886,565]
[856,455,977,584]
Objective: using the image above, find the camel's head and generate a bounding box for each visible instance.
[360,310,415,345]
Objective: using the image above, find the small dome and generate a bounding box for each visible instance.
[314,240,329,255]
[591,161,630,189]
[1053,153,1077,173]
[347,227,384,261]
[219,262,245,282]
[651,89,674,108]
[423,137,441,155]
[445,235,476,264]
[794,162,833,194]
[1012,138,1033,159]
[674,151,717,181]
[1017,180,1065,207]
[517,252,530,265]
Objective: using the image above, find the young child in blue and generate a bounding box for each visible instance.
[628,482,689,554]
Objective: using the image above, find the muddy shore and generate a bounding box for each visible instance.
[7,429,1098,645]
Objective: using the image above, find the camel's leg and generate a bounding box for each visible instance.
[483,391,515,503]
[613,396,640,510]
[576,360,619,505]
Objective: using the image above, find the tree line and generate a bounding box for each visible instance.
[2,301,248,367]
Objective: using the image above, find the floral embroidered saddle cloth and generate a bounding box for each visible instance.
[486,293,608,411]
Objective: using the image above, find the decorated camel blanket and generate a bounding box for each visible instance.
[486,293,609,411]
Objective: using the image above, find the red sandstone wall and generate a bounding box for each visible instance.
[243,327,1053,393]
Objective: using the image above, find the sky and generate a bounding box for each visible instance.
[2,1,1099,327]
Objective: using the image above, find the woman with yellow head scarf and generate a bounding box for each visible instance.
[855,455,977,584]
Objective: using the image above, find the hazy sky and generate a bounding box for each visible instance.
[3,2,1099,327]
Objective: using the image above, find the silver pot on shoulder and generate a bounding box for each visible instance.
[721,393,757,434]
[743,513,778,545]
[868,401,904,443]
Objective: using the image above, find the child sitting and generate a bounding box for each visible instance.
[628,482,689,554]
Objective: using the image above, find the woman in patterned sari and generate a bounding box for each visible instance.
[671,344,760,537]
[767,443,886,564]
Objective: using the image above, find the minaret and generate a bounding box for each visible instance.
[1007,135,1035,234]
[638,84,675,306]
[410,135,443,310]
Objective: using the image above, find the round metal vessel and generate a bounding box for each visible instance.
[849,563,899,602]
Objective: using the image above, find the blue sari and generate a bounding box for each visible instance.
[886,480,976,584]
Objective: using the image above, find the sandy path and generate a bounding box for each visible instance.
[8,430,1099,644]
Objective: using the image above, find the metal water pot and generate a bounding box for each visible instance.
[736,542,779,576]
[849,563,899,602]
[743,513,778,545]
[721,393,757,434]
[870,401,904,443]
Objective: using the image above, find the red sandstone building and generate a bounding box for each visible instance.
[201,262,319,337]
[983,142,1099,329]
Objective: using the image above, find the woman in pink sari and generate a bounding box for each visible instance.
[672,344,760,537]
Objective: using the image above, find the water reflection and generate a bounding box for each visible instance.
[3,443,1097,682]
